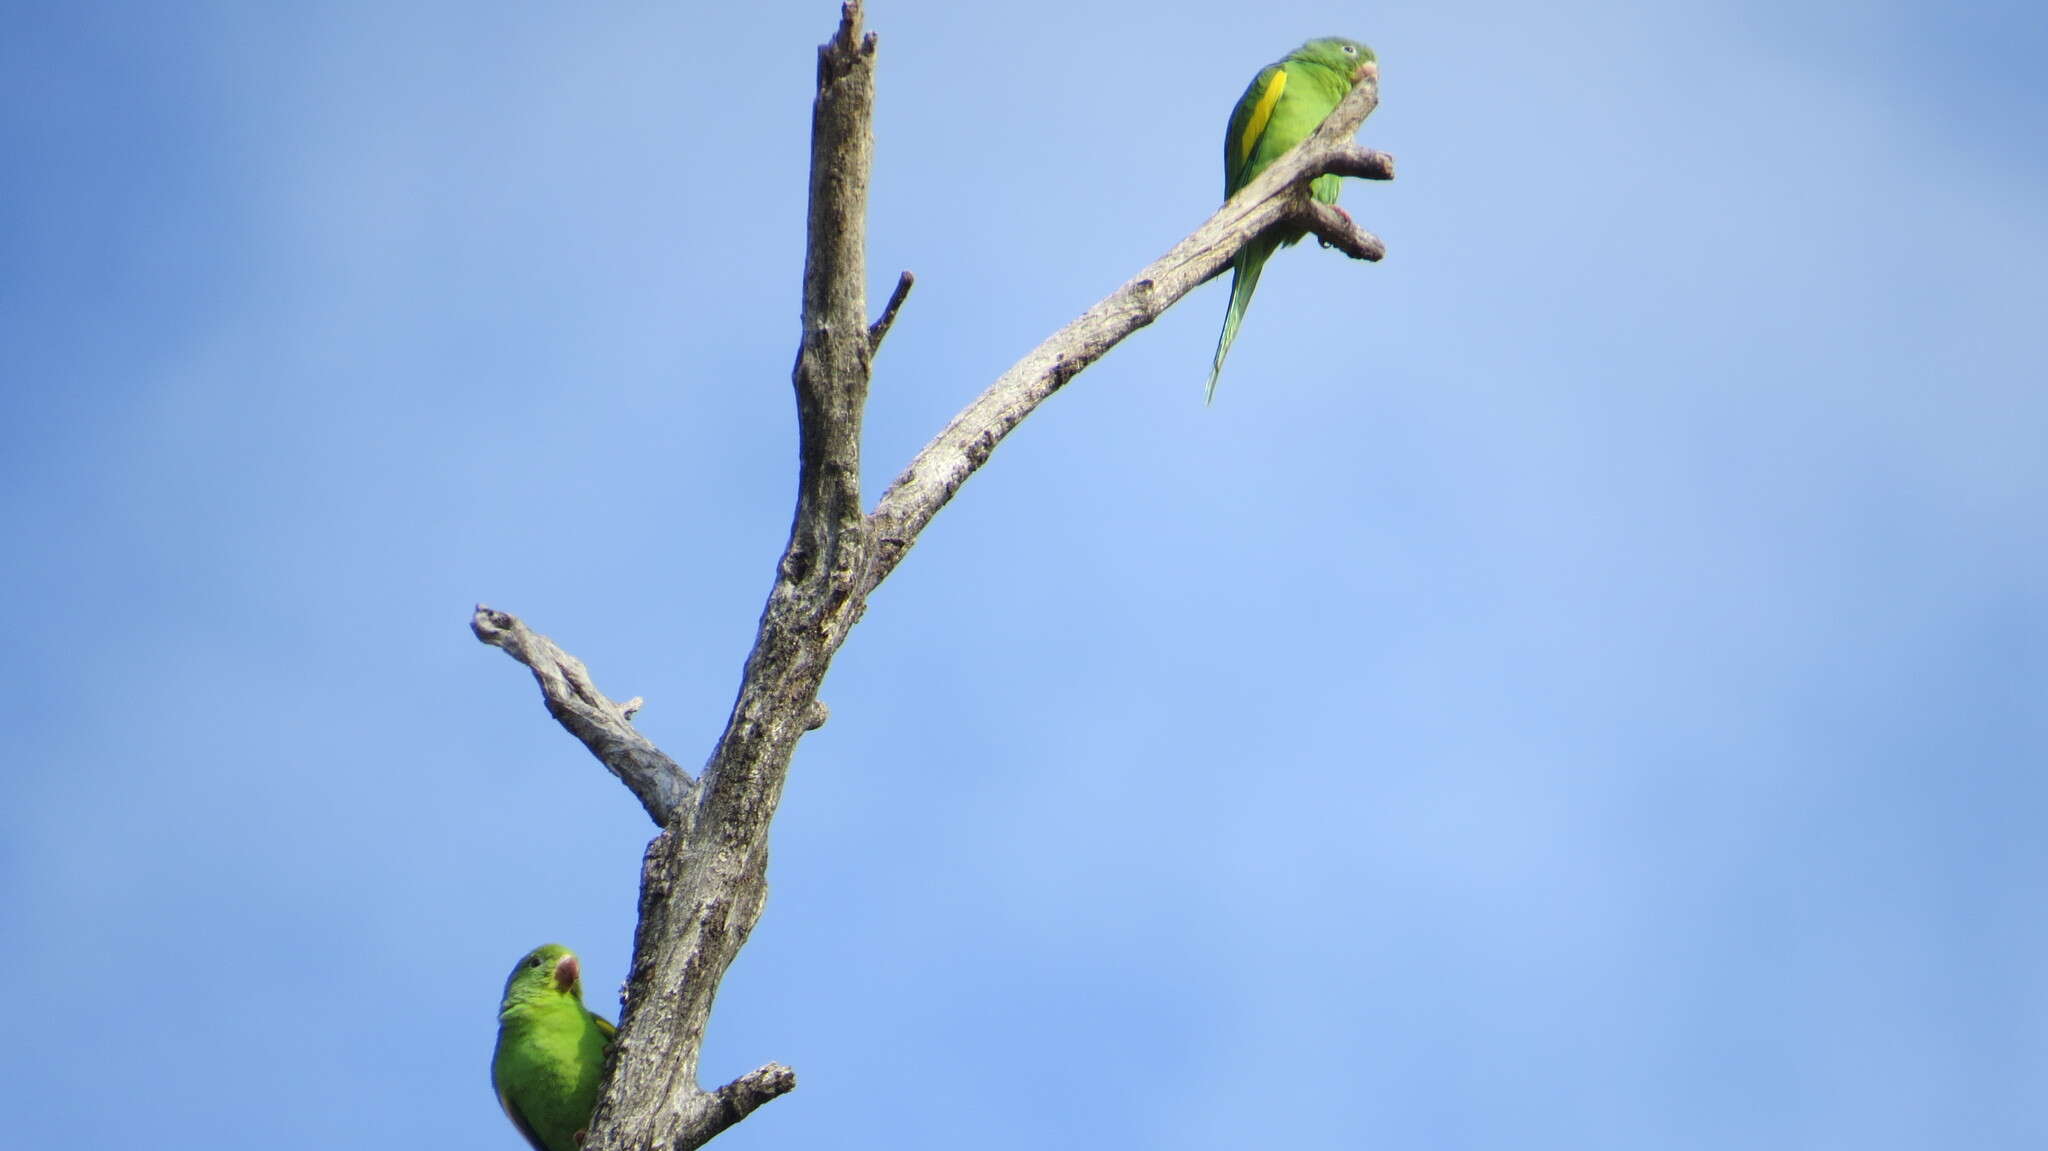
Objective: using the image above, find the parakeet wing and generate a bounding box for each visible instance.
[496,1082,549,1151]
[1224,64,1286,197]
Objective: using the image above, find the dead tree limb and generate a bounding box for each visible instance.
[475,5,1390,1148]
[866,67,1389,584]
[471,606,689,824]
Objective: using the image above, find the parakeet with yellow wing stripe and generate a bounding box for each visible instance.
[1208,37,1376,402]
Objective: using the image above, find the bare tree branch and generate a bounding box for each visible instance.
[471,604,692,824]
[579,4,880,1149]
[865,73,1387,585]
[479,7,1390,1149]
[704,1063,799,1128]
[1299,198,1387,262]
[1320,142,1398,182]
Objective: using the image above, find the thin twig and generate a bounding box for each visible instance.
[868,270,915,352]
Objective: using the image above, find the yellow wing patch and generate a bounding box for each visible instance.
[1234,68,1288,175]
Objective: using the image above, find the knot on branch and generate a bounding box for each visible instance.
[471,604,518,647]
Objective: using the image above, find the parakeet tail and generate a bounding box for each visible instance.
[1206,245,1269,404]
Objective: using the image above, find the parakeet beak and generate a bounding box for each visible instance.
[554,954,581,993]
[1353,59,1378,83]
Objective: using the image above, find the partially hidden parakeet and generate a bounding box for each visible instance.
[492,944,617,1151]
[1207,37,1377,402]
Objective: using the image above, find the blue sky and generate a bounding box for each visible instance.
[4,0,2044,1147]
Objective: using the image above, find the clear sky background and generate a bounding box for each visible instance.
[4,1,2044,1147]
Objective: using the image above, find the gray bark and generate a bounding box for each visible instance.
[473,4,1391,1148]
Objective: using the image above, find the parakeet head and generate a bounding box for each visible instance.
[1291,37,1376,83]
[500,943,587,1013]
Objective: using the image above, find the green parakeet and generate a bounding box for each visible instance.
[492,944,617,1151]
[1207,36,1377,401]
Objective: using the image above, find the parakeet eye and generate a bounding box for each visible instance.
[1342,44,1357,54]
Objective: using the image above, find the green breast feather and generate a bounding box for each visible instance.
[491,944,617,1151]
